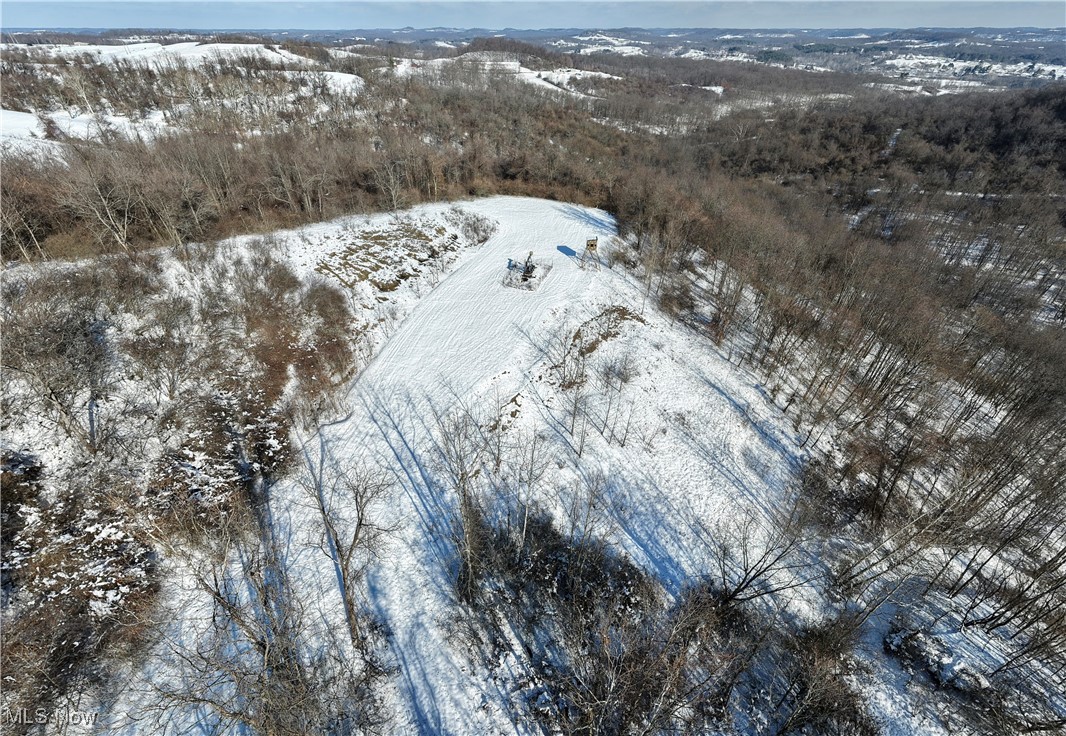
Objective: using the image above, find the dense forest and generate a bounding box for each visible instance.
[2,34,1064,735]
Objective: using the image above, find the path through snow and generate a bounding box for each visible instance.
[318,198,618,732]
[294,197,804,733]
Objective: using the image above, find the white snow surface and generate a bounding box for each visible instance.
[578,44,647,57]
[5,41,312,68]
[113,197,807,734]
[567,33,650,56]
[0,108,44,139]
[0,109,59,155]
[281,69,366,94]
[535,67,621,86]
[385,56,612,97]
[1,106,170,156]
[291,197,801,732]
[883,52,1066,80]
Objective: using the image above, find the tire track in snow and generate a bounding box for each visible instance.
[322,197,616,733]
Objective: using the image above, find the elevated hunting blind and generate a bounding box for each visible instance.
[580,237,600,269]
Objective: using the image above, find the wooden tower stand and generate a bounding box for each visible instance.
[580,237,600,270]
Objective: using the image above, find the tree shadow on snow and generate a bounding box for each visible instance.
[666,370,804,527]
[695,369,803,472]
[556,203,615,234]
[352,386,480,735]
[355,386,455,576]
[594,468,711,594]
[365,584,448,736]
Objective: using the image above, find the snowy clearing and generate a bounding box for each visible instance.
[1,106,175,158]
[385,55,615,97]
[115,196,809,734]
[0,108,63,155]
[3,41,313,68]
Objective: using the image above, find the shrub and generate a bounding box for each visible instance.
[464,511,743,735]
[2,481,158,719]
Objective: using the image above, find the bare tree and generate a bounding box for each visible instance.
[152,471,388,736]
[302,445,393,655]
[707,499,815,606]
[433,403,490,602]
[509,428,549,561]
[373,159,408,211]
[2,275,117,455]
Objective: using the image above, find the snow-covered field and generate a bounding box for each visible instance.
[3,41,312,68]
[385,54,616,96]
[110,196,814,734]
[0,108,62,155]
[556,33,650,56]
[0,42,366,154]
[0,106,170,155]
[882,52,1066,81]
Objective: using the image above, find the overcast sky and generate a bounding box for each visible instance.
[4,1,1064,31]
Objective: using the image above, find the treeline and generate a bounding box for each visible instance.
[584,51,878,95]
[701,84,1066,188]
[0,47,887,262]
[603,87,1066,730]
[696,86,1066,321]
[462,36,571,65]
[0,52,620,261]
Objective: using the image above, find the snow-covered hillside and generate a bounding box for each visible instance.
[3,41,313,67]
[115,197,814,734]
[384,54,617,97]
[7,179,1058,733]
[0,42,365,155]
[4,19,1064,731]
[307,197,803,730]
